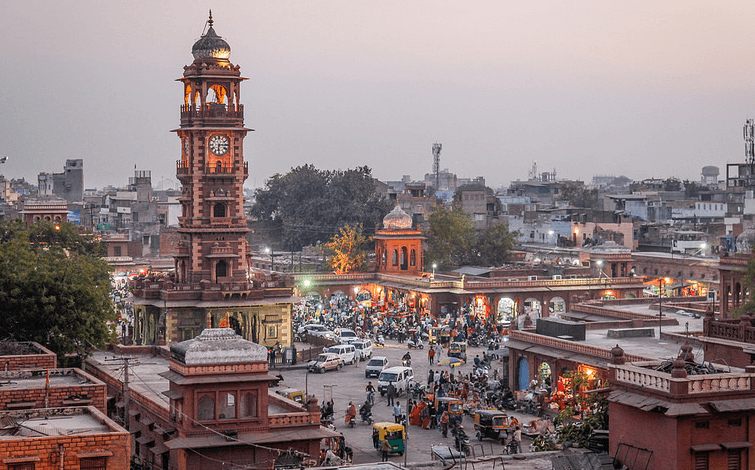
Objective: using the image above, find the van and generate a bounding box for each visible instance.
[353,339,373,361]
[336,328,359,344]
[378,366,414,396]
[365,356,388,378]
[323,344,357,365]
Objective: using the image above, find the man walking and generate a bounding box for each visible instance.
[514,426,522,454]
[387,382,396,406]
[428,346,435,365]
[393,400,402,424]
[380,436,392,461]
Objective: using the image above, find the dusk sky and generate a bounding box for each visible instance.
[3,1,755,191]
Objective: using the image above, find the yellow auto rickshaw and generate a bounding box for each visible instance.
[275,387,305,404]
[448,341,467,361]
[372,422,406,455]
[435,396,464,425]
[473,409,509,443]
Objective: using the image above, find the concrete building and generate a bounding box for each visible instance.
[52,159,84,204]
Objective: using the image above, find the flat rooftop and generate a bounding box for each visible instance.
[0,369,98,390]
[0,407,123,438]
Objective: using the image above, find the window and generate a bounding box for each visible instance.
[410,249,416,267]
[213,203,226,218]
[7,463,35,470]
[197,393,215,421]
[267,325,278,339]
[693,452,708,470]
[216,260,227,278]
[728,450,741,470]
[392,250,398,266]
[240,391,258,417]
[218,391,236,420]
[79,457,107,470]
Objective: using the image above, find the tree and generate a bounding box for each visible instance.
[425,205,476,268]
[559,182,598,208]
[321,224,370,274]
[0,220,116,361]
[251,165,392,251]
[474,222,520,266]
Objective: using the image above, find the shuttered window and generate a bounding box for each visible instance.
[693,452,708,470]
[80,456,107,470]
[728,450,741,470]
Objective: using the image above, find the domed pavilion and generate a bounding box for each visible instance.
[373,204,425,275]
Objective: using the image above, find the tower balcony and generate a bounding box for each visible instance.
[204,162,249,177]
[176,160,190,176]
[180,103,244,126]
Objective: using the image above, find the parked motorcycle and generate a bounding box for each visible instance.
[407,338,424,349]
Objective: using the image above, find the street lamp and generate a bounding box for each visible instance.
[432,263,437,280]
[659,277,667,337]
[264,247,274,271]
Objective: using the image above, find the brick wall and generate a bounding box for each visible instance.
[0,407,130,470]
[0,342,57,371]
[0,369,106,413]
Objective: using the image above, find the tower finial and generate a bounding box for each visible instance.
[208,9,214,27]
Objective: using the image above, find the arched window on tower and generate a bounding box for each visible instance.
[213,203,226,218]
[401,247,408,270]
[216,260,228,280]
[392,249,398,266]
[410,249,416,267]
[184,84,192,106]
[208,85,227,105]
[382,249,387,267]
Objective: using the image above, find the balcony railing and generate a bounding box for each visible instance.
[180,103,244,125]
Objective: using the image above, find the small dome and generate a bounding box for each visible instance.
[170,328,267,365]
[383,205,413,230]
[736,227,755,254]
[192,12,231,60]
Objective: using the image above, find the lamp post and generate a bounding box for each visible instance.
[264,247,274,271]
[659,277,664,337]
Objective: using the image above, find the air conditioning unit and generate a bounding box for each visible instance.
[508,278,518,282]
[552,275,562,280]
[528,275,538,281]
[569,275,579,279]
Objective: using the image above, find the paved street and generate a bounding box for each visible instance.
[275,339,533,465]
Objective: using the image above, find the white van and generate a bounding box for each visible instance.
[353,339,373,361]
[377,366,414,396]
[336,328,359,344]
[323,344,357,365]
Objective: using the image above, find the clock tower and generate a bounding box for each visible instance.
[131,14,295,348]
[174,12,250,284]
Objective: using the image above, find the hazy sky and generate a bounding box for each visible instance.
[3,1,755,191]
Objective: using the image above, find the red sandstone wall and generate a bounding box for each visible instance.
[0,344,57,370]
[0,381,106,414]
[610,402,678,469]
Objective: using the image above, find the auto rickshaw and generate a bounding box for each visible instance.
[275,387,305,404]
[473,409,509,443]
[439,327,451,345]
[372,422,406,455]
[448,341,468,362]
[435,396,464,426]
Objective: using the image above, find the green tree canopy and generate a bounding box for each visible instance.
[559,182,598,208]
[474,222,519,266]
[425,205,476,268]
[0,220,116,360]
[251,164,392,251]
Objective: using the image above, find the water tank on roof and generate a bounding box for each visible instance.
[702,166,719,177]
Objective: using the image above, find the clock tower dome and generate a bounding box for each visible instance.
[174,12,250,284]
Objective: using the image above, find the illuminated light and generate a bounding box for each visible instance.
[303,279,311,288]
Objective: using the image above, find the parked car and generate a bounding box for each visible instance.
[336,328,359,344]
[302,324,337,341]
[365,356,388,378]
[323,344,357,365]
[308,353,344,373]
[378,366,414,396]
[353,339,373,361]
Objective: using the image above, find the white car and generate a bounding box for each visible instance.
[323,344,357,365]
[301,324,336,341]
[365,356,388,378]
[353,339,373,361]
[336,328,359,344]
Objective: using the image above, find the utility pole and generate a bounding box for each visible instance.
[106,356,133,430]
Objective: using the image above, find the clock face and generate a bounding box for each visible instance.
[209,135,230,156]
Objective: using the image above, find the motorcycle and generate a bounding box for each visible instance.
[402,357,412,367]
[407,338,424,349]
[360,409,374,425]
[366,390,375,406]
[374,335,385,347]
[454,428,471,456]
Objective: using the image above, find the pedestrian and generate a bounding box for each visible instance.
[269,348,276,368]
[291,343,297,365]
[393,400,402,423]
[428,346,435,365]
[435,343,442,358]
[380,436,392,461]
[439,410,450,437]
[387,382,396,406]
[514,426,522,454]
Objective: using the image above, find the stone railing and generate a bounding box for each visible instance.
[707,320,755,345]
[268,412,319,427]
[687,375,751,394]
[613,366,670,393]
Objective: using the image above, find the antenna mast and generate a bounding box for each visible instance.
[432,143,442,190]
[745,119,755,186]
